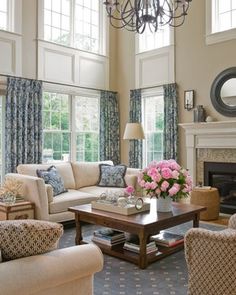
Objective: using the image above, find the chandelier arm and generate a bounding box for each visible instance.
[103,0,192,33]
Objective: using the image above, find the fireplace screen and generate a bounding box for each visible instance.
[204,162,236,214]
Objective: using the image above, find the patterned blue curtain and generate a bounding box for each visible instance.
[100,90,120,165]
[163,83,178,160]
[129,89,143,168]
[5,77,43,173]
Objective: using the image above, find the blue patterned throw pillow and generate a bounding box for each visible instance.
[97,164,127,188]
[36,166,68,196]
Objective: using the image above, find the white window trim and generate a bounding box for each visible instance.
[38,0,108,56]
[0,0,22,34]
[206,0,236,45]
[42,83,100,163]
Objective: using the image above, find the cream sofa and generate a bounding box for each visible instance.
[0,244,103,295]
[6,161,140,222]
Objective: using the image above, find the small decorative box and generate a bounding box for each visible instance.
[0,201,35,220]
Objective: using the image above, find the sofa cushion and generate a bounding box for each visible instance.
[49,189,96,214]
[0,220,63,261]
[71,161,113,189]
[37,166,68,196]
[97,164,127,188]
[125,174,137,188]
[17,163,76,189]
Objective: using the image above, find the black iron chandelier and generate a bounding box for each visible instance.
[103,0,192,34]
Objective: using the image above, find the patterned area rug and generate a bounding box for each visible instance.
[59,222,224,295]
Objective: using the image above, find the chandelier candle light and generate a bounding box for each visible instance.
[103,0,192,34]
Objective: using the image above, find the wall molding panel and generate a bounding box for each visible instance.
[135,45,175,88]
[0,31,22,76]
[37,40,109,89]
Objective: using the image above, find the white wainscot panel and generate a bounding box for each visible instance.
[77,52,108,89]
[44,49,74,84]
[0,31,22,76]
[135,46,174,88]
[38,40,109,89]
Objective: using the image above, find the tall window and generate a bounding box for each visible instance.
[42,90,100,163]
[43,92,71,162]
[138,26,170,53]
[142,90,164,167]
[43,0,103,54]
[212,0,236,33]
[75,96,99,161]
[74,0,100,53]
[0,0,8,30]
[44,0,71,46]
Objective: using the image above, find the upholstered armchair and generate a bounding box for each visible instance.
[185,214,236,295]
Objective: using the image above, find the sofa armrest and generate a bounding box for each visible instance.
[0,244,103,295]
[229,213,236,229]
[5,173,49,220]
[185,228,236,295]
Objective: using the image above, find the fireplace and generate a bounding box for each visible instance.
[204,162,236,214]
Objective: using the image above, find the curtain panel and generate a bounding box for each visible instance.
[163,83,178,161]
[129,89,143,168]
[5,77,43,173]
[99,90,120,165]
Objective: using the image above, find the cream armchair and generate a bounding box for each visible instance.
[0,244,103,295]
[185,214,236,295]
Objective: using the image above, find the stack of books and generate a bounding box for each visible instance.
[123,237,158,254]
[150,231,184,247]
[92,228,126,248]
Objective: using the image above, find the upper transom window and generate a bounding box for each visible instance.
[43,0,103,54]
[138,25,170,53]
[212,0,236,33]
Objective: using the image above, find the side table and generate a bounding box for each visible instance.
[0,201,35,220]
[190,187,220,220]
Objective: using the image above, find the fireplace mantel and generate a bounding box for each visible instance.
[179,120,236,184]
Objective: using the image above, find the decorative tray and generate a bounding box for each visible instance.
[91,201,150,215]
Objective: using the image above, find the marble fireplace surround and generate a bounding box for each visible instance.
[179,121,236,185]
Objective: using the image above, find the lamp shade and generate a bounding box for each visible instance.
[123,123,145,140]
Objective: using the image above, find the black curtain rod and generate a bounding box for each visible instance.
[0,73,118,93]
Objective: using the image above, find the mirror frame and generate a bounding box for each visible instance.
[210,67,236,117]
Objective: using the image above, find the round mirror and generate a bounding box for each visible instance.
[220,78,236,107]
[210,67,236,116]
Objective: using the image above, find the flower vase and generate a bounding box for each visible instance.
[156,196,172,212]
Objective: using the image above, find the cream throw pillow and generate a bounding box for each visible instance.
[0,220,63,261]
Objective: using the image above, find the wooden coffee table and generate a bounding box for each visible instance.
[68,200,205,269]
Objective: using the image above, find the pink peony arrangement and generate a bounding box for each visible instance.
[138,159,193,200]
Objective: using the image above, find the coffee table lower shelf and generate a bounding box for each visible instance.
[82,237,184,266]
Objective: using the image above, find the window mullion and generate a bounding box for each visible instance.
[71,95,76,162]
[71,0,75,47]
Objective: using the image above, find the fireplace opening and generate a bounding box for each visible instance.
[204,162,236,214]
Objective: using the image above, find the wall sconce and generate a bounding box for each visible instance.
[184,90,194,111]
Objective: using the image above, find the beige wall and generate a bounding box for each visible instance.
[176,0,236,167]
[110,28,135,165]
[22,0,37,79]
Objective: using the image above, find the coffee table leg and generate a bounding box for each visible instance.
[75,214,83,245]
[139,230,148,269]
[193,212,200,228]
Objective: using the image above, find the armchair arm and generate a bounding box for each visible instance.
[185,228,236,295]
[229,213,236,229]
[5,173,49,220]
[0,244,103,295]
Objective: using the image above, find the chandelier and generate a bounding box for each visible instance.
[103,0,192,34]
